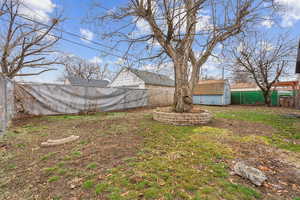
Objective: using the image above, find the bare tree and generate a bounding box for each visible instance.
[60,55,113,81]
[90,0,275,112]
[231,65,253,83]
[230,33,295,106]
[0,0,61,79]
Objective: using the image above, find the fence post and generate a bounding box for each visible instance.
[0,76,7,135]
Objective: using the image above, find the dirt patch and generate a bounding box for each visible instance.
[212,118,275,137]
[0,113,144,200]
[226,141,300,200]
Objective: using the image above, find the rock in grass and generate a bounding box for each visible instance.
[41,135,79,147]
[234,161,267,186]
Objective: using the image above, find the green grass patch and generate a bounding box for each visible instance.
[40,152,57,161]
[5,163,17,170]
[222,182,261,199]
[215,110,300,152]
[86,163,97,169]
[45,112,107,121]
[71,151,82,157]
[43,167,57,175]
[46,115,85,120]
[88,119,259,199]
[48,176,60,183]
[82,180,95,189]
[95,183,109,195]
[57,168,68,175]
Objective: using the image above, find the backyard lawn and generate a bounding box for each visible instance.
[0,106,300,200]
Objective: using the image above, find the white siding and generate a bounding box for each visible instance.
[109,69,145,88]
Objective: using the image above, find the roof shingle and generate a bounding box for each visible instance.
[128,68,174,87]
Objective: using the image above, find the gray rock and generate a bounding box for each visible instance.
[233,161,267,186]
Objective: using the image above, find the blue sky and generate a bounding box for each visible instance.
[8,0,300,82]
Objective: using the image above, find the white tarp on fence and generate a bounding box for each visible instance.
[15,83,148,116]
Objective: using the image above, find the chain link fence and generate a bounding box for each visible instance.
[0,76,15,135]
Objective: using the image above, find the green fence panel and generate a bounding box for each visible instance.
[231,91,278,106]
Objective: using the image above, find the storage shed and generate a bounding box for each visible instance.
[193,80,231,105]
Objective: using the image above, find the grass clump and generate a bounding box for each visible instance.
[222,182,261,199]
[215,110,300,152]
[82,180,95,189]
[71,151,82,157]
[43,167,57,175]
[86,163,97,169]
[95,183,109,195]
[48,176,60,183]
[40,152,57,161]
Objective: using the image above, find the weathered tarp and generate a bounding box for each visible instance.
[15,83,148,116]
[0,76,14,134]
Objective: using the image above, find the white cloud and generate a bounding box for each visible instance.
[114,58,126,66]
[259,41,274,51]
[136,18,152,35]
[89,56,102,64]
[80,28,94,42]
[261,17,274,28]
[196,14,213,32]
[18,0,56,23]
[36,28,57,41]
[275,0,300,27]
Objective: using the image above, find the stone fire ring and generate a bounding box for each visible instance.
[153,108,213,126]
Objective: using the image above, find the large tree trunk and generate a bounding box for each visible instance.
[262,90,271,106]
[173,59,193,113]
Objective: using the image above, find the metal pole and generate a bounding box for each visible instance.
[4,78,8,131]
[296,74,300,109]
[222,66,225,80]
[0,77,4,134]
[295,39,300,109]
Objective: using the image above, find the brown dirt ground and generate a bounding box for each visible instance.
[0,112,145,200]
[1,106,300,200]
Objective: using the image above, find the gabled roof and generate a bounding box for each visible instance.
[194,80,228,95]
[127,68,175,87]
[67,76,109,87]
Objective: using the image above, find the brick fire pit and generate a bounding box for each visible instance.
[153,107,213,126]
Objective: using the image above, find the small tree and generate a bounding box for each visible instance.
[231,65,253,83]
[91,0,274,112]
[0,0,61,79]
[60,55,113,81]
[230,33,295,106]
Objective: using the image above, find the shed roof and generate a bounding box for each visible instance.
[67,76,109,87]
[194,80,228,95]
[273,81,299,87]
[128,68,175,87]
[231,82,257,89]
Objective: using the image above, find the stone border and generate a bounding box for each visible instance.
[153,108,213,126]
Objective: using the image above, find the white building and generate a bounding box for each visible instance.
[109,68,174,89]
